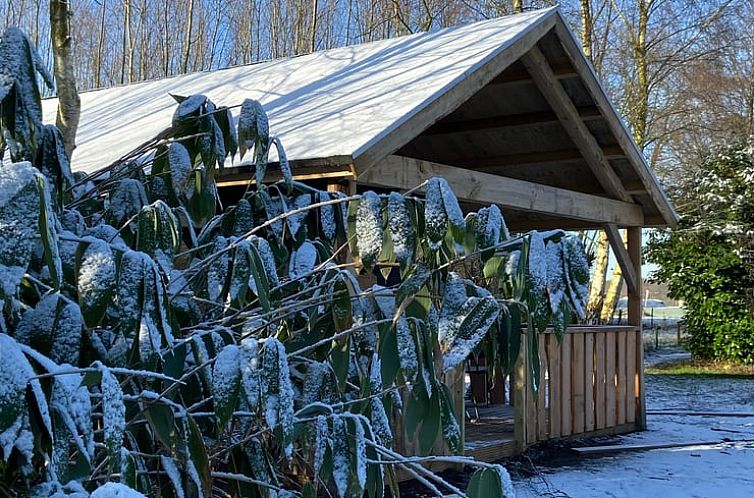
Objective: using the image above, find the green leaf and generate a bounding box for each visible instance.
[404,387,428,437]
[528,324,540,395]
[418,393,440,454]
[394,263,431,321]
[330,337,350,392]
[186,415,213,497]
[332,276,353,332]
[438,384,462,453]
[467,468,503,498]
[247,241,271,311]
[36,175,61,289]
[145,403,178,454]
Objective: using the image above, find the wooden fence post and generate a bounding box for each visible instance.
[627,227,646,430]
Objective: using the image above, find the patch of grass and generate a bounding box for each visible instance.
[646,359,754,377]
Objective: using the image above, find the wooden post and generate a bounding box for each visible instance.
[627,227,646,430]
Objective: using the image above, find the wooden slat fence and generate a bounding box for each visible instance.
[516,326,642,447]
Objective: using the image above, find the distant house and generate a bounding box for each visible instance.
[45,7,677,463]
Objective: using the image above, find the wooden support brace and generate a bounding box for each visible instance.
[520,46,632,203]
[604,224,639,296]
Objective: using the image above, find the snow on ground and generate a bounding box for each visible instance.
[516,374,754,498]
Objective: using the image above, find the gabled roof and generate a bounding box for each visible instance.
[42,7,678,228]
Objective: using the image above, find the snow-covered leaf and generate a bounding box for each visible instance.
[319,191,337,241]
[97,362,125,471]
[331,415,350,498]
[261,338,294,457]
[356,191,383,270]
[160,455,185,498]
[424,178,448,250]
[136,200,180,258]
[91,482,147,498]
[77,237,116,328]
[387,192,416,268]
[438,274,500,371]
[108,178,148,228]
[288,240,317,279]
[237,98,269,164]
[395,317,418,382]
[0,162,41,299]
[212,344,241,427]
[15,293,83,365]
[240,338,260,410]
[207,236,230,301]
[0,334,35,433]
[168,142,193,197]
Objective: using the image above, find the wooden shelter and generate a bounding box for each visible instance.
[45,7,677,462]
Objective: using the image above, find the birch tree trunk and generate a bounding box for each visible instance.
[182,0,196,73]
[579,0,593,60]
[601,0,652,321]
[586,231,609,323]
[50,0,81,156]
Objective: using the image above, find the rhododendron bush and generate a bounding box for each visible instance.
[0,28,588,497]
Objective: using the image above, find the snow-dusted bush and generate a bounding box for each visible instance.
[0,28,589,497]
[648,141,754,363]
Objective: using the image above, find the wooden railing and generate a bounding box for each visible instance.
[514,326,643,448]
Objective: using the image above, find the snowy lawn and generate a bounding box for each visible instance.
[516,374,754,498]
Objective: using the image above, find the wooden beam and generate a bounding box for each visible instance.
[357,155,644,226]
[353,11,559,170]
[216,162,356,188]
[521,46,632,203]
[489,61,578,85]
[626,227,645,430]
[604,224,639,296]
[553,21,678,226]
[423,107,601,136]
[455,145,624,171]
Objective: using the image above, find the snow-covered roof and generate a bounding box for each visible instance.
[41,7,678,228]
[42,8,555,175]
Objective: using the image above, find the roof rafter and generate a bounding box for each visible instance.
[521,46,632,203]
[422,107,602,136]
[552,22,678,226]
[352,11,559,170]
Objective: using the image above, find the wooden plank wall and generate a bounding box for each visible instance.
[521,326,642,444]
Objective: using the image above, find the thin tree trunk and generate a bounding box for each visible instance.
[95,0,106,88]
[182,0,196,73]
[580,0,593,60]
[121,0,131,84]
[586,231,609,324]
[600,230,627,323]
[50,0,81,156]
[163,0,170,77]
[310,0,319,52]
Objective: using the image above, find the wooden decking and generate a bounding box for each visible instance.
[464,404,517,462]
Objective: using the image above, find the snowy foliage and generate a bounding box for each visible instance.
[0,33,588,497]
